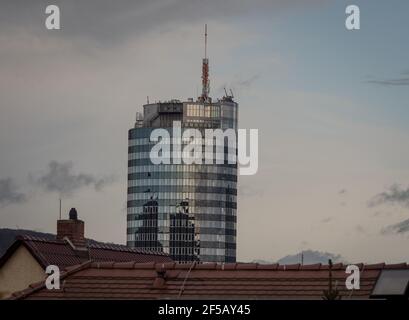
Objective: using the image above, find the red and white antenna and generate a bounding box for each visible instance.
[201,24,210,102]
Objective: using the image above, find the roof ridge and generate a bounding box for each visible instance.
[16,235,60,243]
[88,242,169,256]
[15,261,403,300]
[80,261,409,272]
[17,235,168,256]
[67,261,408,272]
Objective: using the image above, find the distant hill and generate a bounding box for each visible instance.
[0,228,106,258]
[277,250,345,265]
[252,250,346,265]
[0,229,55,257]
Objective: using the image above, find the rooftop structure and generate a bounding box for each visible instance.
[127,26,238,263]
[10,261,409,300]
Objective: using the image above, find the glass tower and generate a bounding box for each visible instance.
[127,97,238,263]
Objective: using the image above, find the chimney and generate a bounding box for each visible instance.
[57,208,86,247]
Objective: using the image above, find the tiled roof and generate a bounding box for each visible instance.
[12,261,409,300]
[0,235,172,270]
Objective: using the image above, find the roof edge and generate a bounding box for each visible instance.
[0,238,22,269]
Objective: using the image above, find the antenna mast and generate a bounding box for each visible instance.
[205,23,207,59]
[201,24,210,102]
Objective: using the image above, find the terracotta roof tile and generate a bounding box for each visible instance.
[94,261,115,268]
[111,261,137,269]
[320,263,345,270]
[219,263,237,270]
[300,263,322,270]
[174,263,193,270]
[255,263,279,270]
[134,262,155,269]
[13,261,404,300]
[354,263,364,269]
[384,263,407,269]
[365,263,385,270]
[236,263,258,270]
[161,262,176,269]
[195,262,217,270]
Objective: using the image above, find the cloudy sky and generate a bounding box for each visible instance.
[1,0,409,263]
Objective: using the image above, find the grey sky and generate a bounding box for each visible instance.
[1,0,409,263]
[0,178,26,206]
[34,161,115,196]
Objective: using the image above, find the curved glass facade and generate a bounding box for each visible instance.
[127,100,238,263]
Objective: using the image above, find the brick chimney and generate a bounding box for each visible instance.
[57,208,86,247]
